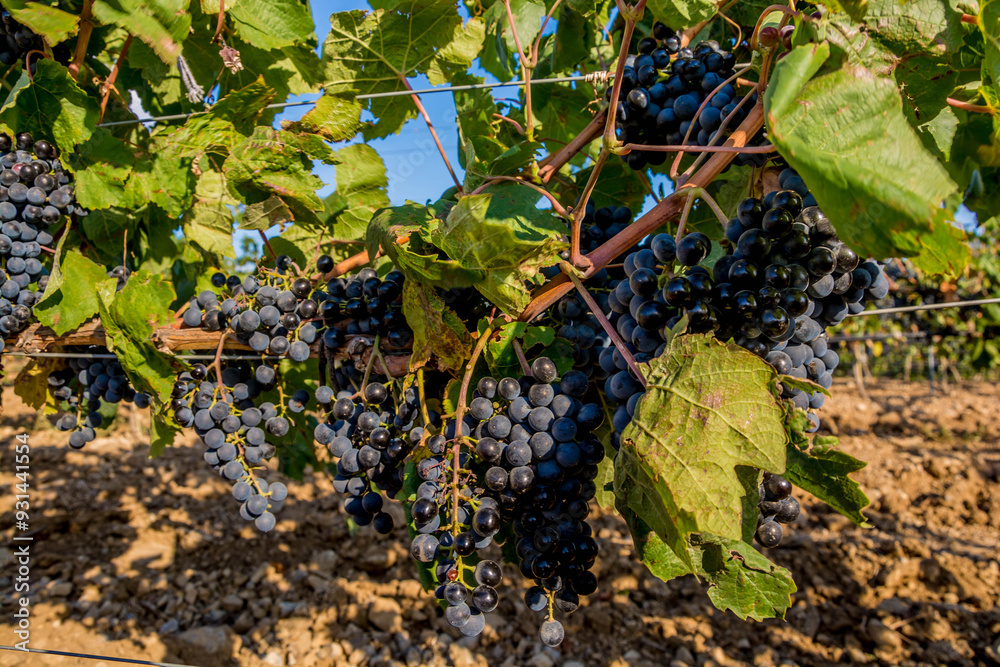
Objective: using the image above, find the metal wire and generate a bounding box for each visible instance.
[829,332,930,343]
[846,297,1000,318]
[0,645,197,667]
[0,351,286,360]
[95,72,611,128]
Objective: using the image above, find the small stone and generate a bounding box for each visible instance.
[263,648,285,666]
[368,597,403,633]
[448,643,487,667]
[49,581,73,598]
[674,647,695,665]
[159,619,179,635]
[221,594,244,613]
[169,626,233,664]
[867,619,902,651]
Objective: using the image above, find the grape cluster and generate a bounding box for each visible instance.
[755,473,800,547]
[48,347,151,449]
[407,358,605,644]
[170,361,289,532]
[0,12,41,67]
[609,23,767,170]
[316,379,426,532]
[600,178,888,446]
[0,132,77,347]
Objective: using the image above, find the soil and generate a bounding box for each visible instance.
[1,378,998,667]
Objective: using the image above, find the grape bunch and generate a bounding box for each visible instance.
[407,358,605,645]
[609,22,768,170]
[0,12,42,67]
[315,379,426,532]
[0,132,78,346]
[170,361,289,532]
[47,347,151,449]
[754,473,800,547]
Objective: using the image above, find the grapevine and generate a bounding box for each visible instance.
[0,0,993,654]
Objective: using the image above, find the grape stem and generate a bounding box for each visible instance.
[493,113,525,134]
[749,5,805,50]
[947,97,995,115]
[569,149,609,268]
[674,188,697,245]
[961,13,978,24]
[359,335,381,395]
[67,0,94,81]
[512,338,532,376]
[678,83,762,185]
[451,321,495,535]
[404,80,465,191]
[559,261,646,387]
[98,35,133,124]
[668,65,753,179]
[212,0,226,43]
[257,230,277,262]
[416,368,433,444]
[371,342,394,379]
[213,332,230,401]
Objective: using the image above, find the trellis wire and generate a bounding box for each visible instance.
[95,72,612,128]
[845,297,1000,317]
[0,645,197,667]
[0,351,288,361]
[0,297,996,360]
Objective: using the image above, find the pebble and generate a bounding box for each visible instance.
[49,581,73,597]
[369,597,403,633]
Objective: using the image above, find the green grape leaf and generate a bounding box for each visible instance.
[288,91,362,142]
[227,0,315,50]
[2,0,79,45]
[0,59,98,149]
[326,144,390,241]
[765,43,962,270]
[402,281,472,372]
[322,4,484,139]
[366,203,479,287]
[430,184,567,315]
[617,502,796,620]
[822,0,868,20]
[96,271,179,405]
[67,128,135,210]
[483,322,560,377]
[92,0,192,64]
[984,0,1000,87]
[226,127,328,225]
[779,375,829,396]
[785,444,871,527]
[34,247,108,336]
[592,393,618,511]
[644,0,718,30]
[911,214,972,276]
[150,411,182,456]
[184,169,237,260]
[615,333,787,571]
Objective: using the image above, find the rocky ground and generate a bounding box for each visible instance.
[1,377,998,667]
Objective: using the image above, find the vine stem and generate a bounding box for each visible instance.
[98,35,133,124]
[451,321,495,535]
[501,0,534,140]
[359,335,380,394]
[212,0,226,43]
[322,249,372,281]
[961,13,977,24]
[68,0,94,81]
[469,176,570,216]
[493,113,525,134]
[628,142,775,154]
[569,149,609,268]
[602,0,647,149]
[404,79,464,192]
[518,101,765,321]
[537,110,606,183]
[258,230,277,261]
[559,262,646,387]
[947,97,995,114]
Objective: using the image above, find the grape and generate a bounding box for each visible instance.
[539,620,565,647]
